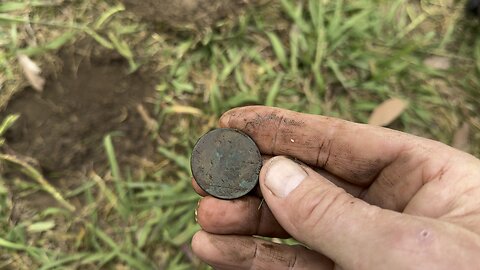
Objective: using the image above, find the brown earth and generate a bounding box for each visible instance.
[120,0,267,29]
[2,45,158,178]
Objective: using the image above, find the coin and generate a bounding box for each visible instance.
[191,128,262,200]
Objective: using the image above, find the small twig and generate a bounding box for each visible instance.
[136,104,158,132]
[258,198,265,210]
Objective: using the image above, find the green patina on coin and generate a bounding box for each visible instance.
[191,128,262,200]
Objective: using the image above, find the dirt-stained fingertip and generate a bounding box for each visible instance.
[218,108,236,127]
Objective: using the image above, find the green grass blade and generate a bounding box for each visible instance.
[85,28,114,49]
[94,4,125,29]
[265,74,283,106]
[39,253,88,270]
[27,220,56,233]
[103,134,130,216]
[0,237,27,250]
[0,2,27,12]
[18,31,77,56]
[266,32,288,69]
[0,154,75,211]
[0,114,19,137]
[103,135,122,182]
[158,147,190,173]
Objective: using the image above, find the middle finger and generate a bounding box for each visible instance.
[197,195,290,238]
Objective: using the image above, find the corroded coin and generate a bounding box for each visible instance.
[191,128,262,200]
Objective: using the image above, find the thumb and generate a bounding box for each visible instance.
[259,156,471,269]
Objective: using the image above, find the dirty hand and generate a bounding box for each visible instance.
[191,106,480,269]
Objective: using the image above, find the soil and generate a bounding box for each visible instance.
[120,0,266,29]
[2,46,158,178]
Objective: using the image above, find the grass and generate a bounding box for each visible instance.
[1,0,480,269]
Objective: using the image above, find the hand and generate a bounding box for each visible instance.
[191,106,480,269]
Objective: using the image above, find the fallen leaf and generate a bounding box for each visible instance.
[424,56,451,70]
[452,122,470,152]
[18,54,45,91]
[368,98,409,126]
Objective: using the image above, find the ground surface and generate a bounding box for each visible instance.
[120,0,265,29]
[3,45,157,176]
[0,0,479,269]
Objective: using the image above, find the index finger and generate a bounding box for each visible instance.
[219,106,431,186]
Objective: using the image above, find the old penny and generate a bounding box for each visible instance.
[191,128,262,199]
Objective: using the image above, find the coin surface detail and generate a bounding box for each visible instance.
[191,128,262,199]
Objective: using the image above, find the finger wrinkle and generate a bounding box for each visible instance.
[443,184,480,218]
[366,143,411,187]
[323,143,333,169]
[366,172,400,211]
[423,159,451,184]
[289,250,298,270]
[315,140,325,168]
[305,187,346,234]
[255,242,293,266]
[313,121,337,168]
[271,115,285,155]
[344,154,396,186]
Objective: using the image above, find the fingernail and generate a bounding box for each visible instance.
[265,157,307,198]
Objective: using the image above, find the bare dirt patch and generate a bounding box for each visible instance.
[2,46,158,178]
[121,0,267,28]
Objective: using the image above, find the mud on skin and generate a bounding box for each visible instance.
[220,107,390,185]
[199,233,298,267]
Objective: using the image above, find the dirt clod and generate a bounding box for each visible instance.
[2,47,158,177]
